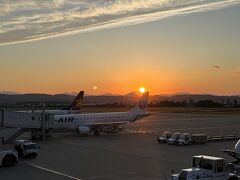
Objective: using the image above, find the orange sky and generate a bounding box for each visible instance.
[0,5,239,95]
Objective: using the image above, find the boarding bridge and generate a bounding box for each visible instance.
[0,110,54,129]
[0,110,55,143]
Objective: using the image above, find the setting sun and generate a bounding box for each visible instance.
[139,87,146,94]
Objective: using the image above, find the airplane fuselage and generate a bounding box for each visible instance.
[53,111,138,130]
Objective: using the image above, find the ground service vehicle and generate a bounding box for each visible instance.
[178,133,207,145]
[169,155,239,180]
[0,150,18,167]
[167,133,181,144]
[15,140,40,158]
[157,131,172,143]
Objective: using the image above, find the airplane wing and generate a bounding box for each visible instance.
[222,149,240,164]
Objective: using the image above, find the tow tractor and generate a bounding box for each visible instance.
[167,133,181,145]
[14,140,40,158]
[169,155,239,180]
[157,131,172,143]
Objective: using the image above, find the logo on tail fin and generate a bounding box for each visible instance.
[139,102,147,109]
[63,91,84,110]
[75,98,82,108]
[138,91,149,110]
[129,91,149,116]
[70,91,84,110]
[131,91,149,112]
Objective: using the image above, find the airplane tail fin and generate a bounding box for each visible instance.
[63,91,84,110]
[130,91,149,114]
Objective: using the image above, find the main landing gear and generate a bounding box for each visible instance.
[94,130,101,136]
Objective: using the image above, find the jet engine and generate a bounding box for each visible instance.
[77,126,90,135]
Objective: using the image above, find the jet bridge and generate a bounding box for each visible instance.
[0,110,54,129]
[0,110,55,143]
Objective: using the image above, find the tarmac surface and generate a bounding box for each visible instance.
[0,112,240,180]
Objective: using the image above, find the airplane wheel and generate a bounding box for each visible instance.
[94,130,100,136]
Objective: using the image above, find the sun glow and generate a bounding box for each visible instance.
[139,87,146,94]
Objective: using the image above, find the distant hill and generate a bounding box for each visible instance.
[0,91,20,95]
[0,94,74,105]
[0,93,239,105]
[150,94,240,104]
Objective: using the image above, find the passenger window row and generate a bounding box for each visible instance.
[57,116,126,123]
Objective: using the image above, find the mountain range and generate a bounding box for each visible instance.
[0,92,239,105]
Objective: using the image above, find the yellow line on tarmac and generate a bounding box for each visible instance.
[29,163,82,180]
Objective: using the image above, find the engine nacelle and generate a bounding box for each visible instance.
[77,126,90,135]
[235,139,240,155]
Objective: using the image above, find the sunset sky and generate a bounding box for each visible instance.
[0,0,239,95]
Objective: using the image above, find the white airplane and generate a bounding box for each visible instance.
[53,92,151,136]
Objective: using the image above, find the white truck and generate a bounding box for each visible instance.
[157,131,172,143]
[167,133,181,145]
[169,155,239,180]
[177,133,207,145]
[0,150,18,167]
[14,140,40,158]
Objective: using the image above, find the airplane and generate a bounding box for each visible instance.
[53,91,151,136]
[222,139,240,165]
[20,91,84,115]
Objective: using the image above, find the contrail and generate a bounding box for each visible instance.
[0,0,239,45]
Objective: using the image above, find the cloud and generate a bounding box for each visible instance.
[0,0,240,45]
[212,65,221,69]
